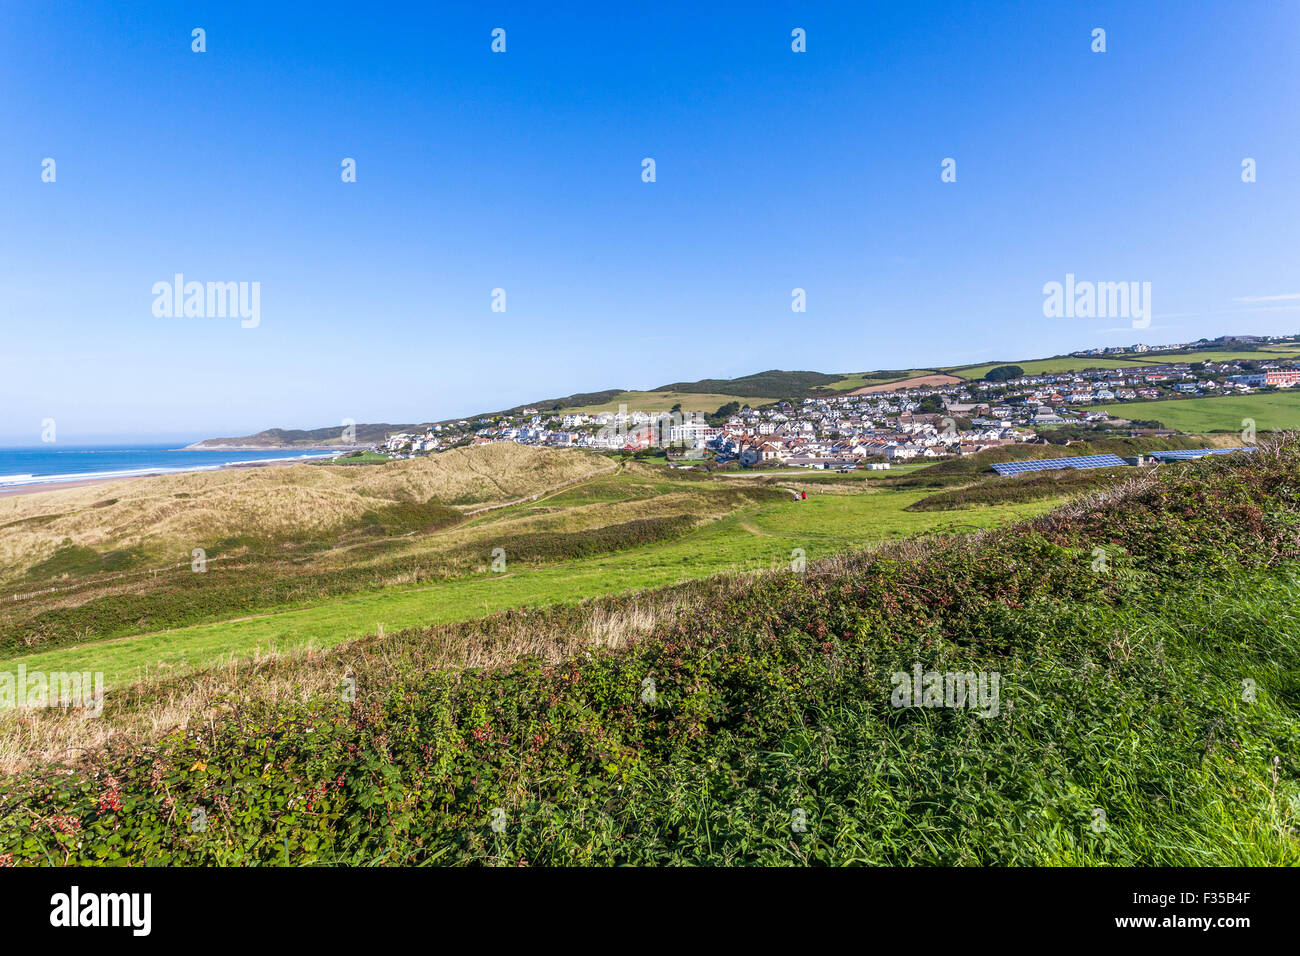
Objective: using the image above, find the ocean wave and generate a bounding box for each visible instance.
[0,454,334,489]
[0,466,222,487]
[226,453,334,467]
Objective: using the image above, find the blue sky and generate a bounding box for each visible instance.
[2,0,1297,443]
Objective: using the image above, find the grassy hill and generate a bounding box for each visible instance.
[498,388,625,414]
[518,370,881,415]
[654,370,844,397]
[191,423,431,448]
[1,438,1297,864]
[552,390,777,415]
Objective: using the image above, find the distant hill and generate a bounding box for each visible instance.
[498,388,624,414]
[500,372,863,413]
[189,424,432,449]
[654,370,844,398]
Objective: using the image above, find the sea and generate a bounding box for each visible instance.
[0,444,335,490]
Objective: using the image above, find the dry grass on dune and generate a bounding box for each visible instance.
[0,445,610,580]
[352,444,612,506]
[0,471,697,632]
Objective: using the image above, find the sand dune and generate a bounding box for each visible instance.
[0,444,609,579]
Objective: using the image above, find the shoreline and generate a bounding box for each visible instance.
[180,444,365,452]
[0,454,342,499]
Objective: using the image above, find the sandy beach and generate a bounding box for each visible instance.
[0,454,333,498]
[0,476,130,498]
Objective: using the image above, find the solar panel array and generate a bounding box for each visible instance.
[991,454,1128,476]
[1149,447,1253,461]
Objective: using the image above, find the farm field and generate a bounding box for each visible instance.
[1105,390,1300,432]
[813,370,937,392]
[949,350,1300,381]
[849,373,963,394]
[1155,348,1300,363]
[948,357,1151,379]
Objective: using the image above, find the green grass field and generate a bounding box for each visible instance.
[950,350,1300,381]
[5,485,1053,688]
[1155,348,1300,363]
[1105,390,1300,432]
[948,357,1151,379]
[323,451,392,465]
[703,462,933,482]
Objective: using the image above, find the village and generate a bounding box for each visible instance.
[382,343,1300,470]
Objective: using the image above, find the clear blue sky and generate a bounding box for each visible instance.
[2,1,1297,443]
